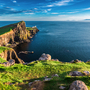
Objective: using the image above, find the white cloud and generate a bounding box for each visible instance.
[13,1,17,3]
[47,9,51,11]
[51,13,59,14]
[54,0,73,6]
[44,10,47,13]
[83,7,90,10]
[47,5,54,7]
[25,13,34,14]
[46,0,74,7]
[68,11,79,13]
[34,8,37,10]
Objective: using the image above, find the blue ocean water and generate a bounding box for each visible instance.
[0,21,90,62]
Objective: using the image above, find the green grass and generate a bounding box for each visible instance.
[0,60,90,89]
[0,21,25,35]
[0,46,11,53]
[26,27,37,30]
[0,26,14,35]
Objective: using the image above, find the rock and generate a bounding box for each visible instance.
[2,59,15,67]
[51,59,59,61]
[29,82,33,87]
[8,59,15,65]
[23,62,30,65]
[86,60,90,63]
[18,51,34,54]
[39,53,51,60]
[69,80,88,90]
[29,81,44,90]
[31,87,36,90]
[59,86,65,89]
[83,71,90,76]
[44,78,52,81]
[2,62,10,67]
[69,71,83,76]
[70,59,81,63]
[52,74,59,77]
[34,80,40,82]
[44,76,48,78]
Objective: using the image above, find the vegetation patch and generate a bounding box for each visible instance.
[0,46,11,53]
[0,26,14,35]
[0,59,89,90]
[26,27,37,30]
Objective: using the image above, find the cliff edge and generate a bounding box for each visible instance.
[0,21,39,46]
[0,21,39,63]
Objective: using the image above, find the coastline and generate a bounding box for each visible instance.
[0,21,39,63]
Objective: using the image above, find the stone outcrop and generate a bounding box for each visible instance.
[69,71,83,76]
[69,80,88,90]
[0,21,39,47]
[0,49,24,63]
[39,53,51,60]
[2,59,15,67]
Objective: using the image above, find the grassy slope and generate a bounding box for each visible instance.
[0,46,11,53]
[0,60,90,90]
[0,21,24,35]
[0,26,14,35]
[26,27,37,30]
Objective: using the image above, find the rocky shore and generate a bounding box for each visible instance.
[0,21,39,63]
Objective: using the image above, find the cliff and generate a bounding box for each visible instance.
[0,21,39,46]
[0,21,39,63]
[0,48,24,63]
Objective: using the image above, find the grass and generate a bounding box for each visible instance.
[0,21,25,35]
[0,26,14,35]
[0,60,90,90]
[26,27,37,30]
[0,46,11,53]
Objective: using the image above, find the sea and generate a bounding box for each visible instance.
[0,21,90,62]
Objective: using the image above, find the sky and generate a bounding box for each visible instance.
[0,0,90,21]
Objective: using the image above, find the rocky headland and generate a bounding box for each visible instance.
[0,21,39,64]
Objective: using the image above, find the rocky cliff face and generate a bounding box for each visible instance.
[0,21,39,46]
[0,21,39,63]
[0,49,24,63]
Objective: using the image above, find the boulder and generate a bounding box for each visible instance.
[69,80,88,90]
[2,59,15,67]
[52,74,59,77]
[39,53,51,60]
[44,78,52,81]
[83,71,90,76]
[69,71,83,76]
[59,86,65,89]
[70,59,81,63]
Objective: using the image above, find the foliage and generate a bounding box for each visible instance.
[0,60,89,89]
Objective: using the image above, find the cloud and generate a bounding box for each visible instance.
[54,0,74,6]
[46,0,74,7]
[83,7,90,10]
[47,9,51,11]
[51,13,59,14]
[25,13,34,14]
[44,10,47,13]
[13,1,17,3]
[34,8,38,10]
[46,5,54,7]
[68,11,79,13]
